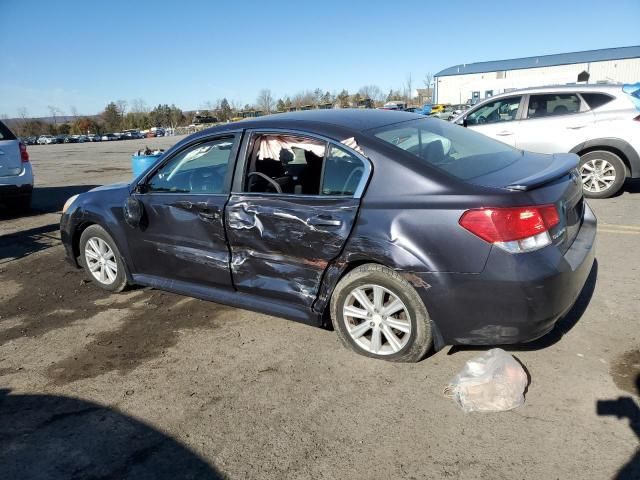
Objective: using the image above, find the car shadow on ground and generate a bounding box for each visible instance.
[0,222,61,263]
[0,389,223,479]
[0,184,100,219]
[596,375,640,479]
[447,258,599,355]
[0,185,100,263]
[612,178,640,197]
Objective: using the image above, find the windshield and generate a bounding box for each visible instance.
[372,118,522,180]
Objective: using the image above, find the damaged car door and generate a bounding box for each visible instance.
[125,135,239,289]
[225,131,370,307]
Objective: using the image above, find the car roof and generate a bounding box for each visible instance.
[485,84,622,98]
[200,109,424,137]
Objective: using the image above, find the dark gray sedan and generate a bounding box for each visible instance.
[60,110,596,362]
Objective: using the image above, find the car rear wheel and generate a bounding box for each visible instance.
[330,264,432,362]
[579,151,626,199]
[79,225,128,292]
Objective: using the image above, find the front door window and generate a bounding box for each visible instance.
[466,96,522,125]
[147,137,235,194]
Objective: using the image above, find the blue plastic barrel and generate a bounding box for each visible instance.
[131,154,162,179]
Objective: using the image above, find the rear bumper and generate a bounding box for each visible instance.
[416,203,597,346]
[0,164,34,191]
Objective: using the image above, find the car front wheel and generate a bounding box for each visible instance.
[330,264,432,362]
[579,150,626,199]
[79,225,128,292]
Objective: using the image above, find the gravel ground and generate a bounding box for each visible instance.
[0,138,638,479]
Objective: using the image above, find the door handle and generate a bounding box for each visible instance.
[567,124,586,129]
[196,202,220,220]
[308,215,342,227]
[172,200,193,210]
[496,131,513,136]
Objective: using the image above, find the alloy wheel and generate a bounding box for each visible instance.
[580,158,616,194]
[84,237,118,285]
[342,284,412,355]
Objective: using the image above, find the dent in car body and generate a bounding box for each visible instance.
[225,194,359,307]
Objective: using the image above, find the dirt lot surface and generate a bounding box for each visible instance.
[1,138,639,479]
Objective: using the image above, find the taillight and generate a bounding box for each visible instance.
[459,204,560,253]
[19,142,29,162]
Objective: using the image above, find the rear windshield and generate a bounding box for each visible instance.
[372,118,521,180]
[0,121,17,140]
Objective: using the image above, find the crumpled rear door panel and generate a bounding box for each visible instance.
[225,194,359,307]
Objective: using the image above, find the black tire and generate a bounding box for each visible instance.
[79,225,128,292]
[579,150,626,199]
[330,264,432,362]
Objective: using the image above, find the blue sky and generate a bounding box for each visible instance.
[1,0,639,117]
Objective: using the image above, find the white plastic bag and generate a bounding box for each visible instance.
[444,348,528,413]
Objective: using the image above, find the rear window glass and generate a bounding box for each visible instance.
[0,121,17,140]
[527,94,581,117]
[581,93,614,110]
[372,118,521,181]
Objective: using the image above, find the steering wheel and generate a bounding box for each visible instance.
[476,115,487,124]
[341,167,364,195]
[246,172,282,193]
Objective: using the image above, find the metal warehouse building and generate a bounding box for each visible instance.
[434,46,640,105]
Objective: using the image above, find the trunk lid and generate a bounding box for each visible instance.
[467,151,579,191]
[0,139,22,176]
[0,121,21,177]
[470,152,584,253]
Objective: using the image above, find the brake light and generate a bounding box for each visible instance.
[459,204,560,253]
[19,142,29,162]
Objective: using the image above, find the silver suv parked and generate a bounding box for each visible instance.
[0,120,33,212]
[452,84,640,198]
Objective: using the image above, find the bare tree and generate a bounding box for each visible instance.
[47,105,61,124]
[405,73,413,104]
[358,85,383,103]
[131,98,149,113]
[256,89,274,113]
[423,72,433,89]
[116,100,128,117]
[70,106,79,118]
[17,107,29,123]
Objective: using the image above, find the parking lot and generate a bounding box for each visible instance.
[1,138,639,479]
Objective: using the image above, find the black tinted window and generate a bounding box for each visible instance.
[581,93,614,110]
[373,119,520,181]
[147,138,235,193]
[322,145,364,196]
[0,121,17,140]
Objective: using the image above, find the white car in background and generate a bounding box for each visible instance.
[452,84,640,198]
[1,120,34,212]
[37,134,56,145]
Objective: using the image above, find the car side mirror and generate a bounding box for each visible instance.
[124,196,144,228]
[462,118,468,127]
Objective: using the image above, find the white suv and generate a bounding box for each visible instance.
[0,120,34,212]
[452,84,640,198]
